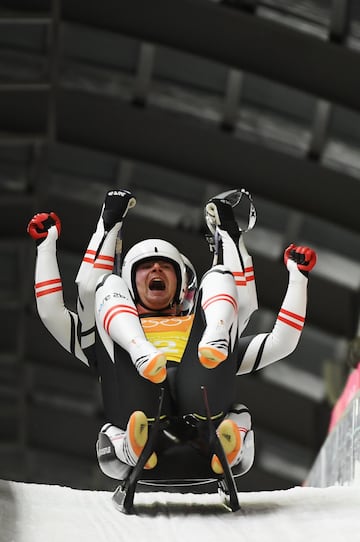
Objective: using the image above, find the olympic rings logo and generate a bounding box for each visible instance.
[142,315,193,329]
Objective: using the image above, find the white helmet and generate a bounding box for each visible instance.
[121,239,187,305]
[181,254,198,315]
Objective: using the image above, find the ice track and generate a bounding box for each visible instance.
[1,479,360,542]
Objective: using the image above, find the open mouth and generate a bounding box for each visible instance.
[149,278,166,291]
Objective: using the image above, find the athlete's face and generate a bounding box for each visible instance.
[135,258,178,311]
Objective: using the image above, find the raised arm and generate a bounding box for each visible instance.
[75,190,136,352]
[27,212,89,365]
[236,244,317,375]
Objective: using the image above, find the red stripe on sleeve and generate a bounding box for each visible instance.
[279,308,305,323]
[277,314,303,331]
[35,278,61,288]
[36,286,63,297]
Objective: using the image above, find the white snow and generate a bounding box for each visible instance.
[1,479,360,542]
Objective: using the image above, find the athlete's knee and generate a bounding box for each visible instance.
[201,265,234,284]
[95,273,127,293]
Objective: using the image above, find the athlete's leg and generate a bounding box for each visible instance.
[211,404,252,473]
[100,412,158,471]
[95,273,167,384]
[173,291,254,475]
[95,332,174,471]
[174,290,239,421]
[198,265,239,368]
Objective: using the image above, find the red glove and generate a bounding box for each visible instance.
[284,243,317,274]
[27,212,61,242]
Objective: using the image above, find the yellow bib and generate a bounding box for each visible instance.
[141,314,194,363]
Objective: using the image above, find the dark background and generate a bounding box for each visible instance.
[0,0,359,492]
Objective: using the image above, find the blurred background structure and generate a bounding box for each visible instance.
[0,0,360,492]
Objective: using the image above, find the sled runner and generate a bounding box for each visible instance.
[97,387,255,514]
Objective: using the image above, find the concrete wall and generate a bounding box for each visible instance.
[305,365,360,487]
